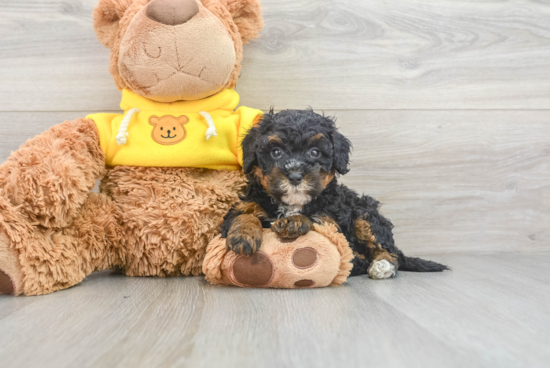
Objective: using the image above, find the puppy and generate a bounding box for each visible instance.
[221,110,448,279]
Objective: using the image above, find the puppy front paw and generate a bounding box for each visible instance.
[227,226,263,256]
[271,215,313,240]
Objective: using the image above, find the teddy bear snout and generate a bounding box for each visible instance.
[146,0,199,26]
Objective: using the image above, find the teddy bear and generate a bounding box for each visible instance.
[0,0,351,296]
[149,115,190,145]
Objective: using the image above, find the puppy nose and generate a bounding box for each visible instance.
[146,0,199,26]
[288,173,303,186]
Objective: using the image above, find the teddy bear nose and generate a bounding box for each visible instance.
[146,0,200,26]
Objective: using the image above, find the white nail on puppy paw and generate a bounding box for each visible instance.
[368,259,396,280]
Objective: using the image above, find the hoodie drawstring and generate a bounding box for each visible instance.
[115,108,141,145]
[199,111,218,141]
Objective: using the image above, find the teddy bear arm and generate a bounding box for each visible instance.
[0,118,106,228]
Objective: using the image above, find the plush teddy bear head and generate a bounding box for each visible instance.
[93,0,263,102]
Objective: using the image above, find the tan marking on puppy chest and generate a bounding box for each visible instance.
[149,115,189,145]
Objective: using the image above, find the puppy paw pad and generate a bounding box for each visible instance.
[368,260,396,280]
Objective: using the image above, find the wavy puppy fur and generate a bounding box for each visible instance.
[222,110,449,278]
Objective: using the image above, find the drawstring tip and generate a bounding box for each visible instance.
[199,111,217,141]
[116,134,128,145]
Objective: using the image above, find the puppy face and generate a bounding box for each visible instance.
[243,110,351,207]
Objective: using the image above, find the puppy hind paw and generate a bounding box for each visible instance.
[368,260,396,280]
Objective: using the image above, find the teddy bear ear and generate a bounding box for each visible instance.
[92,0,135,48]
[177,116,190,124]
[225,0,264,44]
[149,116,160,125]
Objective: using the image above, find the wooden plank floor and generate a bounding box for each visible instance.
[1,253,549,368]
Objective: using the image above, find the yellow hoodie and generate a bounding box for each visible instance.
[87,89,262,171]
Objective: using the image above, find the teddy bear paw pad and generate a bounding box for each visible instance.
[231,252,274,287]
[294,279,315,287]
[292,247,318,269]
[0,270,14,295]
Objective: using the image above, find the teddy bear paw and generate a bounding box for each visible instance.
[368,259,396,280]
[0,270,14,295]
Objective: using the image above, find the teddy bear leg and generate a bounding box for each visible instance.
[0,118,105,229]
[0,192,123,296]
[0,117,108,295]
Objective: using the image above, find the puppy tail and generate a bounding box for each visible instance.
[397,251,449,272]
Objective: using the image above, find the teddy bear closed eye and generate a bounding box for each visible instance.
[149,115,189,145]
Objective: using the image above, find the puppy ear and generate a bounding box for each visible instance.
[225,0,264,44]
[330,129,352,175]
[92,0,135,48]
[241,125,261,174]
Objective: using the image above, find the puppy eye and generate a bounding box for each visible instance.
[310,148,320,158]
[271,148,283,159]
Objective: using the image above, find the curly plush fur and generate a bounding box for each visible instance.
[221,110,449,278]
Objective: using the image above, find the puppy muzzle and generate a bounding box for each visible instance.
[282,160,308,187]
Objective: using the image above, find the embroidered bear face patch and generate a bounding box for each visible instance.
[149,115,189,145]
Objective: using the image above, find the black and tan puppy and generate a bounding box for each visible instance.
[221,110,448,279]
